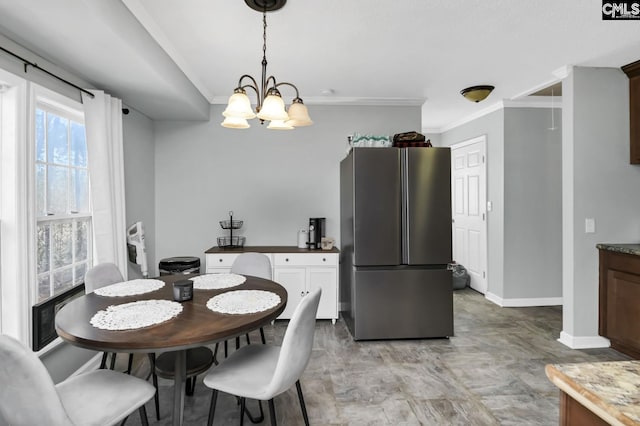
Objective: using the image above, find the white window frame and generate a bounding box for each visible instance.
[0,69,30,344]
[0,70,90,349]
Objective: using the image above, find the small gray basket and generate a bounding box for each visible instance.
[452,264,470,290]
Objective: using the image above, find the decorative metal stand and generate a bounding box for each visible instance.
[217,211,245,248]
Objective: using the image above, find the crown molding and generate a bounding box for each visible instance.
[552,65,573,79]
[510,77,562,100]
[429,96,562,134]
[622,59,640,78]
[504,97,562,109]
[210,95,426,106]
[436,101,504,134]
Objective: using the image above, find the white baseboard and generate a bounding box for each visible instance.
[485,292,562,307]
[558,331,611,349]
[485,292,502,306]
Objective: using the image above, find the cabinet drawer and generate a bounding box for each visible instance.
[273,253,338,267]
[205,253,239,268]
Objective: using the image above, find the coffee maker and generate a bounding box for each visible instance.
[307,218,326,250]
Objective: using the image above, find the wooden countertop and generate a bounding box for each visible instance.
[205,245,339,254]
[597,244,640,257]
[545,361,640,425]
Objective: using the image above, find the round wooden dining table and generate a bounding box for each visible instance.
[55,273,287,426]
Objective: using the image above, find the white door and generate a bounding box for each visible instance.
[451,136,487,294]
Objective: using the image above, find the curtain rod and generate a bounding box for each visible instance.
[0,45,95,99]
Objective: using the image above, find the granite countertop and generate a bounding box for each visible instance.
[545,361,640,425]
[597,243,640,257]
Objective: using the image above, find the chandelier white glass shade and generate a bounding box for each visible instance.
[221,1,313,130]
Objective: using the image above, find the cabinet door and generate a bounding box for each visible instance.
[273,267,306,319]
[606,269,640,350]
[205,253,239,273]
[307,267,338,320]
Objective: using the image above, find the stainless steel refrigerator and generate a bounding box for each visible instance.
[340,147,453,340]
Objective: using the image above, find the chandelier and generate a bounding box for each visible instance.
[221,0,313,130]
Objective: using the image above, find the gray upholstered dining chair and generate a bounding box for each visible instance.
[230,252,272,281]
[203,287,321,426]
[85,262,160,420]
[229,252,272,344]
[0,334,155,425]
[84,262,125,293]
[213,252,274,363]
[84,262,130,371]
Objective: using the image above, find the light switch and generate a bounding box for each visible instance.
[585,218,596,234]
[487,201,493,212]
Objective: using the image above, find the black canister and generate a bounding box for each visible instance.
[173,279,193,302]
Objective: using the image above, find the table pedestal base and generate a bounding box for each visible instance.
[173,350,186,426]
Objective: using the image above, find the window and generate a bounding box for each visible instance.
[34,102,91,303]
[0,69,94,348]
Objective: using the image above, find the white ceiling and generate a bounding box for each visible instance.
[0,0,639,131]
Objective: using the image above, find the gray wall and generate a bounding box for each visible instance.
[439,106,563,303]
[562,67,640,341]
[503,108,562,299]
[153,104,421,269]
[439,110,506,299]
[123,109,157,278]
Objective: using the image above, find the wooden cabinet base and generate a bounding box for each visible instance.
[599,248,640,359]
[559,391,608,426]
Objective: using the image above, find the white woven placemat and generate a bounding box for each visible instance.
[207,290,281,315]
[90,300,183,330]
[94,279,165,297]
[191,273,246,290]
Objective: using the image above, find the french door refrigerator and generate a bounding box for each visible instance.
[340,147,453,340]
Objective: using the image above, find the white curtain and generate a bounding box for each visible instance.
[81,90,128,279]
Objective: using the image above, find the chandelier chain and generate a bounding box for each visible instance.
[262,11,267,63]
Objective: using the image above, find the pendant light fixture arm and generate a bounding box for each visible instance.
[236,74,260,101]
[274,81,301,99]
[237,74,259,91]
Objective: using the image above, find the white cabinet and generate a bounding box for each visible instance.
[273,253,338,323]
[273,267,306,319]
[204,247,339,323]
[205,252,275,278]
[205,253,240,274]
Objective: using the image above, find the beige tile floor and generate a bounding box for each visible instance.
[125,288,629,425]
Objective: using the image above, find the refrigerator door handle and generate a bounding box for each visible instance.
[401,149,409,264]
